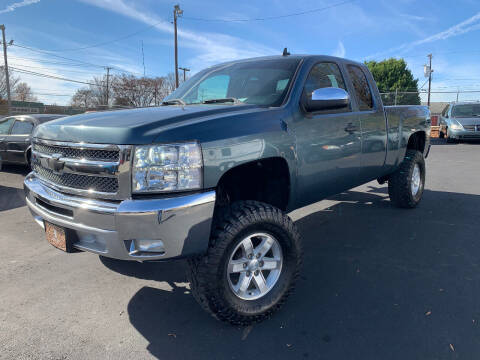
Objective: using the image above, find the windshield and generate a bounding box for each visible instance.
[452,104,480,118]
[164,58,301,107]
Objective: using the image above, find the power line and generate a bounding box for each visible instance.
[182,0,356,22]
[30,20,168,52]
[10,66,106,87]
[12,43,141,76]
[10,63,104,75]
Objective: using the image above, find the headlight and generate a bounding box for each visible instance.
[132,142,202,193]
[450,123,463,130]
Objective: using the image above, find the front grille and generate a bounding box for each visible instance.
[33,143,119,161]
[33,164,118,193]
[464,125,476,131]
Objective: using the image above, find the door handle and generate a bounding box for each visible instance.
[344,123,358,133]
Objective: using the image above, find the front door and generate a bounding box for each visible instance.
[293,61,362,207]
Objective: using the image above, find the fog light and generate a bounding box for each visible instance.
[129,239,165,255]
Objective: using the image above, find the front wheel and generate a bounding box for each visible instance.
[388,150,426,208]
[187,201,302,325]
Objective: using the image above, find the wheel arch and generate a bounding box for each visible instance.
[214,157,292,212]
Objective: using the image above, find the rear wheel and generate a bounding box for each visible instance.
[187,200,302,325]
[388,150,425,208]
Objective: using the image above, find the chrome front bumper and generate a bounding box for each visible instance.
[24,173,216,261]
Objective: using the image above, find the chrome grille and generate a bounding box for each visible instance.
[33,164,119,193]
[31,139,132,200]
[33,143,119,161]
[464,125,476,131]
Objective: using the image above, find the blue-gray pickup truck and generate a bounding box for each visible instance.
[24,54,431,325]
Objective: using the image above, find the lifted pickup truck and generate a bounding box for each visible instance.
[24,55,430,325]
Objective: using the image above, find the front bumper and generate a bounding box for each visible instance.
[448,128,480,140]
[24,173,216,261]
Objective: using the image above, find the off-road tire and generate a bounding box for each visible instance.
[388,150,425,208]
[187,200,302,325]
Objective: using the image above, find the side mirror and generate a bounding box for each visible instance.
[304,87,350,112]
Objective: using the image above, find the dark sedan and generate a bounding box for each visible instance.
[0,114,65,170]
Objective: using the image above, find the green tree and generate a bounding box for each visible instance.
[365,58,420,105]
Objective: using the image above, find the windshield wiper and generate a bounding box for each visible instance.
[203,97,243,105]
[162,98,186,106]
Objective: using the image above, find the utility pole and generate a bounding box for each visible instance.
[173,4,183,89]
[141,40,146,77]
[105,66,111,109]
[178,67,190,82]
[1,25,12,115]
[427,54,433,107]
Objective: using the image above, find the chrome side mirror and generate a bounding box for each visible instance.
[304,87,350,112]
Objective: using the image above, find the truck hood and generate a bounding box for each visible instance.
[453,117,480,125]
[34,104,260,144]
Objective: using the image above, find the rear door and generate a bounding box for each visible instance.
[345,64,387,182]
[6,119,34,164]
[293,61,362,206]
[0,117,15,163]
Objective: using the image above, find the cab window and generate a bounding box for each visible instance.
[302,62,350,113]
[347,65,374,111]
[10,120,34,135]
[0,117,15,135]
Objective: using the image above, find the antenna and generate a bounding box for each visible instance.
[282,48,290,56]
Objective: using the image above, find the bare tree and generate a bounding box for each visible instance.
[88,75,113,108]
[113,75,165,108]
[0,66,20,101]
[14,82,37,102]
[71,88,96,108]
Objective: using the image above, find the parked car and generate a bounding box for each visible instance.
[0,114,65,170]
[439,101,480,142]
[24,55,431,325]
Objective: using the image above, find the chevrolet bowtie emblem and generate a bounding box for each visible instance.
[48,153,65,174]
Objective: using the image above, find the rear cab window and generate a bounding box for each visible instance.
[347,65,374,111]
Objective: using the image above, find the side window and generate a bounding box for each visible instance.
[0,117,15,135]
[347,65,374,111]
[303,62,349,112]
[10,121,34,135]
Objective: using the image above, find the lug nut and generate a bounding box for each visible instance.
[248,254,253,259]
[256,253,261,258]
[259,261,264,267]
[243,263,247,268]
[254,270,259,276]
[246,271,251,276]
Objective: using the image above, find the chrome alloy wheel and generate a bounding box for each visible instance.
[411,163,422,196]
[227,233,283,300]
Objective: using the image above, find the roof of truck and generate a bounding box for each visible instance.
[210,54,365,68]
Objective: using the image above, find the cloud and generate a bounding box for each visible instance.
[0,0,40,14]
[398,13,426,21]
[367,12,480,59]
[78,0,277,71]
[331,41,346,58]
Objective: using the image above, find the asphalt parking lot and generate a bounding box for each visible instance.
[1,139,480,360]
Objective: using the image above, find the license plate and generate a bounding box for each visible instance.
[45,222,67,251]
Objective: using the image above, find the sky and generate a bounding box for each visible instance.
[1,0,480,105]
